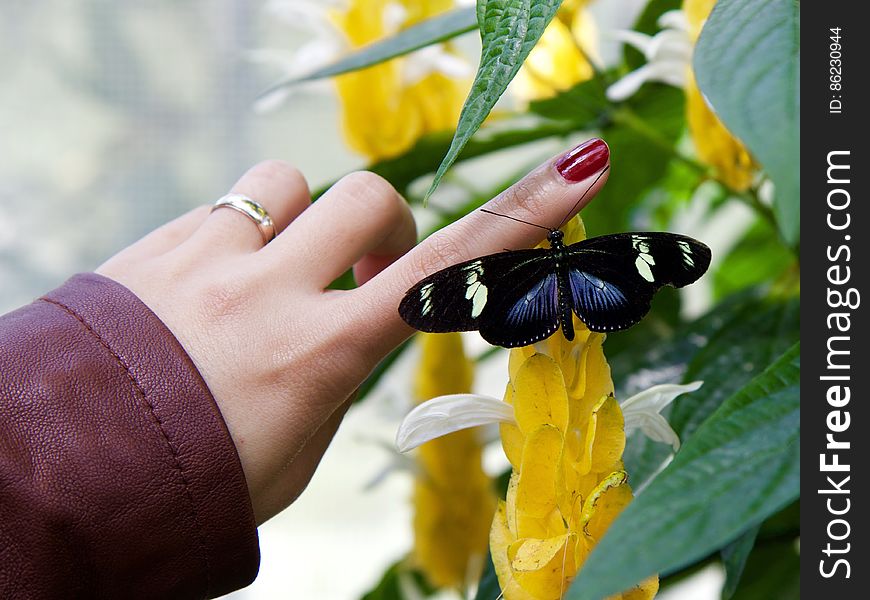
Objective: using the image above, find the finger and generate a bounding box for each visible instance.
[353,137,610,351]
[189,159,311,255]
[263,171,416,289]
[98,205,210,271]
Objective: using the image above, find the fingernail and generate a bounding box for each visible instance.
[555,138,609,182]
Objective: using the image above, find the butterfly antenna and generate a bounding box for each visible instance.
[479,208,552,231]
[556,164,610,230]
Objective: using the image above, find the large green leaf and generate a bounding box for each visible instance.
[671,296,800,440]
[257,7,477,99]
[426,0,565,201]
[729,537,800,600]
[693,0,800,246]
[568,343,800,600]
[712,219,796,300]
[720,525,760,599]
[617,292,798,488]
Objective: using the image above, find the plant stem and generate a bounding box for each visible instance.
[610,106,708,175]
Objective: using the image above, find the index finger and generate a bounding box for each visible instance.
[352,138,610,351]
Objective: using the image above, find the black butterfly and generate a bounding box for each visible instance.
[398,228,711,348]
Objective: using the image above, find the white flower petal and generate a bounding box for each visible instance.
[620,381,703,449]
[383,2,409,35]
[606,64,657,101]
[657,9,690,32]
[608,29,655,55]
[402,45,472,85]
[606,9,693,102]
[645,29,693,63]
[395,394,516,453]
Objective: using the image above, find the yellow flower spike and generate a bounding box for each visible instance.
[505,471,520,535]
[575,470,630,540]
[618,576,661,600]
[567,330,613,409]
[331,0,468,161]
[481,213,664,598]
[681,0,756,191]
[512,354,570,436]
[515,425,564,525]
[512,0,597,102]
[492,502,539,600]
[577,395,626,477]
[683,0,717,41]
[511,534,573,573]
[513,534,579,600]
[414,331,473,398]
[500,380,526,468]
[411,333,495,589]
[685,74,756,191]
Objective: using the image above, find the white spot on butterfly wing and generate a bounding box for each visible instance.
[632,235,656,282]
[635,255,655,282]
[460,261,488,318]
[420,283,434,315]
[677,240,695,266]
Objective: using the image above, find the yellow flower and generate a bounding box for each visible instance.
[491,217,658,600]
[396,220,703,599]
[411,332,496,589]
[512,0,597,101]
[606,3,756,191]
[331,0,470,161]
[682,0,755,191]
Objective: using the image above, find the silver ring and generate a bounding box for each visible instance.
[211,193,276,243]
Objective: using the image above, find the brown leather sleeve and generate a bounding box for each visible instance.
[0,273,259,599]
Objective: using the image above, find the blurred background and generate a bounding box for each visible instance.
[0,1,770,598]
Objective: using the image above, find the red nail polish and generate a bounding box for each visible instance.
[555,138,609,182]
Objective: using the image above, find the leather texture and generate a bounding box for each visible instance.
[0,273,259,598]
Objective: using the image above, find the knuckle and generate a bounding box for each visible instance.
[334,171,399,207]
[196,273,253,321]
[251,159,307,189]
[498,176,551,217]
[411,228,469,279]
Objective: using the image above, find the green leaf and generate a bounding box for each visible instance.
[474,552,501,600]
[527,77,610,124]
[729,537,800,600]
[361,560,436,600]
[672,296,799,439]
[712,219,796,300]
[693,0,800,245]
[720,526,760,599]
[583,85,685,237]
[619,293,799,488]
[258,7,477,99]
[569,342,800,600]
[426,0,565,202]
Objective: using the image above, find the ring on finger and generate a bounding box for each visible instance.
[211,193,277,244]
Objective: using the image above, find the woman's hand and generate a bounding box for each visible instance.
[97,138,610,524]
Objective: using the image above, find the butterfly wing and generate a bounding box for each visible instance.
[565,232,711,332]
[398,249,561,347]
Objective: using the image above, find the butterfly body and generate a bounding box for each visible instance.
[399,230,711,348]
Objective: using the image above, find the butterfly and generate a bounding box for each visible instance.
[398,227,711,348]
